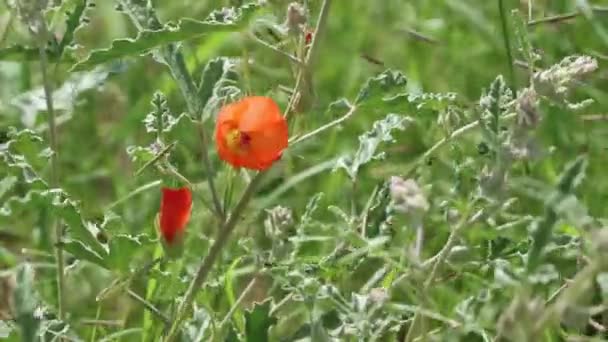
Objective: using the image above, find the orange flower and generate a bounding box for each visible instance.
[215,96,288,170]
[159,187,192,245]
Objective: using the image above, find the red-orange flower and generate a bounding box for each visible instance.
[215,96,288,170]
[159,187,192,245]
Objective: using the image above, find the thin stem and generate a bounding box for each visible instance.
[164,172,266,341]
[105,180,162,211]
[270,293,293,316]
[288,104,356,146]
[219,276,258,327]
[527,7,608,27]
[413,221,424,260]
[197,123,224,221]
[36,19,65,323]
[498,0,517,91]
[404,209,481,342]
[405,113,517,178]
[285,0,332,119]
[127,289,170,325]
[250,32,304,66]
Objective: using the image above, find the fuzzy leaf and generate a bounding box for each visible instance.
[198,57,238,120]
[71,3,260,71]
[335,113,413,180]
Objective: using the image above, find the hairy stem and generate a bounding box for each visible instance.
[35,18,65,323]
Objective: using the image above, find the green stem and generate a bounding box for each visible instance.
[219,276,258,327]
[164,172,266,341]
[36,18,65,323]
[285,0,332,119]
[498,0,517,91]
[127,289,170,325]
[405,113,517,178]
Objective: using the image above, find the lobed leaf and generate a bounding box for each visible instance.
[71,3,260,71]
[335,113,413,180]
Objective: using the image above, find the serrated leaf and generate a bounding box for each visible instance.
[354,70,456,114]
[335,113,413,180]
[244,299,277,342]
[13,264,40,342]
[355,69,408,105]
[71,3,260,71]
[4,128,51,171]
[62,239,108,268]
[107,234,154,272]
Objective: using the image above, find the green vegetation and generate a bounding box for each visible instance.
[1,0,608,341]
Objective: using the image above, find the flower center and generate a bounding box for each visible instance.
[226,129,251,154]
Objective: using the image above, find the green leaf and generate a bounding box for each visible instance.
[335,113,413,180]
[244,299,277,342]
[4,128,52,171]
[62,239,108,268]
[107,234,154,272]
[198,57,238,120]
[71,3,260,71]
[527,156,588,272]
[57,0,94,57]
[126,145,157,170]
[13,264,40,342]
[354,69,456,116]
[511,9,537,69]
[0,189,106,258]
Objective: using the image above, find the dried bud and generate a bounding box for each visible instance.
[516,87,540,129]
[369,287,389,305]
[264,205,294,238]
[284,2,307,36]
[389,177,429,216]
[534,55,598,96]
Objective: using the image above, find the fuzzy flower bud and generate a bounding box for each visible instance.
[264,205,294,239]
[389,177,429,216]
[534,55,598,96]
[516,87,540,129]
[284,2,307,36]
